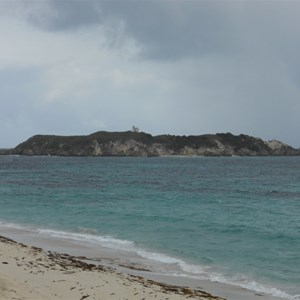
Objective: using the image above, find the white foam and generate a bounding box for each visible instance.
[0,220,29,231]
[137,250,182,264]
[205,272,295,299]
[77,227,99,235]
[137,249,208,274]
[36,228,136,252]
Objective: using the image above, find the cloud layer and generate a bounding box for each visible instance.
[1,1,300,147]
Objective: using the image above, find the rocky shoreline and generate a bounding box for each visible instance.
[1,131,299,157]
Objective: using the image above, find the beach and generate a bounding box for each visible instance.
[0,231,287,300]
[0,235,223,300]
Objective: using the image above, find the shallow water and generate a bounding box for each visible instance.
[0,156,299,299]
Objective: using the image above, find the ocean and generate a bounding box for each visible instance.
[0,155,299,299]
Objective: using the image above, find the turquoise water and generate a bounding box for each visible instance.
[0,156,299,299]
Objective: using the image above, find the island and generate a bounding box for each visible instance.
[1,131,299,157]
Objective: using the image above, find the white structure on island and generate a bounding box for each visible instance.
[131,125,139,133]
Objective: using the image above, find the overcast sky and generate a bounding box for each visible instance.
[1,0,300,148]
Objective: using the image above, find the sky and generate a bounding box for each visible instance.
[1,0,300,148]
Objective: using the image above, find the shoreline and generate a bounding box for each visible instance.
[0,226,287,300]
[0,235,221,300]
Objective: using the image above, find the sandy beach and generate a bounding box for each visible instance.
[0,232,288,300]
[0,235,225,300]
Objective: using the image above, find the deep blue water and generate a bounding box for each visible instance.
[0,156,299,299]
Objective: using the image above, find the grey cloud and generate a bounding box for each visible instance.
[22,1,300,62]
[24,0,239,60]
[100,1,238,60]
[0,68,43,147]
[26,0,102,31]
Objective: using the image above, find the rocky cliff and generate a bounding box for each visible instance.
[5,131,300,157]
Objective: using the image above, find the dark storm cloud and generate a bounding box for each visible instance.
[25,0,239,60]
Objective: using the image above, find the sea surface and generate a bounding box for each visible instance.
[0,155,299,299]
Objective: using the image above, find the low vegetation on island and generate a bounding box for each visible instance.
[1,131,299,157]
